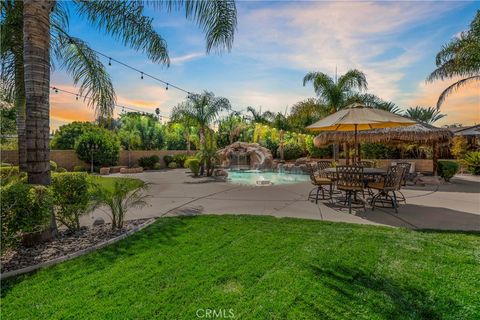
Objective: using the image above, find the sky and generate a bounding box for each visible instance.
[50,0,480,130]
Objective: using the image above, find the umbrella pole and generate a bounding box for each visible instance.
[354,124,358,163]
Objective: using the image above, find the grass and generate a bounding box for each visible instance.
[88,175,144,192]
[2,215,479,319]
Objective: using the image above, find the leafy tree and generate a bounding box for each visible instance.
[451,136,469,158]
[217,112,249,147]
[75,129,121,167]
[427,10,480,108]
[405,106,446,124]
[287,98,330,131]
[119,113,164,150]
[50,122,99,150]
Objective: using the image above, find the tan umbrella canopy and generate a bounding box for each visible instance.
[307,103,416,161]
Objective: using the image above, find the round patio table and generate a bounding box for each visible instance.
[323,167,387,177]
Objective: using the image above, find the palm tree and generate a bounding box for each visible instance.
[303,69,368,160]
[288,98,330,131]
[303,69,368,112]
[246,106,274,124]
[17,0,237,184]
[405,106,446,124]
[171,91,230,175]
[427,10,480,108]
[171,91,231,149]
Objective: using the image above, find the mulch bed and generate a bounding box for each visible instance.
[1,219,150,273]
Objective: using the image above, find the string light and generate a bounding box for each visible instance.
[76,95,79,100]
[49,85,172,120]
[166,83,169,90]
[108,58,112,66]
[140,72,144,80]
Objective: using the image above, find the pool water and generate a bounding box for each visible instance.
[227,170,310,186]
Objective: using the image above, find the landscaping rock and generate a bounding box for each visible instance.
[99,167,110,175]
[109,166,128,173]
[93,218,105,226]
[218,142,273,170]
[295,157,309,166]
[120,167,144,174]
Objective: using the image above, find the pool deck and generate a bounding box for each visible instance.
[82,169,480,231]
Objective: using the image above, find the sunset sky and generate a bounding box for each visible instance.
[51,1,480,130]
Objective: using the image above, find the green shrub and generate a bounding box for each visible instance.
[163,154,174,166]
[361,143,400,159]
[463,151,480,175]
[51,172,92,231]
[0,162,12,167]
[437,160,459,182]
[168,162,178,169]
[185,158,200,176]
[137,155,160,169]
[1,182,53,249]
[279,142,305,160]
[75,129,120,166]
[306,136,331,158]
[0,166,24,186]
[56,167,67,173]
[50,160,58,171]
[73,165,87,172]
[153,162,162,170]
[51,121,99,150]
[173,154,188,167]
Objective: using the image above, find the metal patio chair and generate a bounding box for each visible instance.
[335,165,365,214]
[367,165,406,213]
[308,163,333,203]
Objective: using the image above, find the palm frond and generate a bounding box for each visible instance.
[405,106,446,124]
[436,75,480,109]
[145,0,237,53]
[75,0,169,64]
[52,32,116,117]
[337,69,368,92]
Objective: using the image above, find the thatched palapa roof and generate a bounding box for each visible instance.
[313,122,453,147]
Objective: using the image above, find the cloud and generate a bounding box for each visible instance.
[235,1,466,104]
[408,77,480,126]
[170,52,203,64]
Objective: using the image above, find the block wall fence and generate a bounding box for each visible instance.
[1,150,193,171]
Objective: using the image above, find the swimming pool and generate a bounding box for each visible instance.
[227,170,310,186]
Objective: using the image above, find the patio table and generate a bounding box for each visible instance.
[323,167,387,177]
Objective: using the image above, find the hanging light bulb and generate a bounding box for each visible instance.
[141,72,144,79]
[55,88,58,94]
[108,58,112,66]
[76,95,79,100]
[166,83,169,90]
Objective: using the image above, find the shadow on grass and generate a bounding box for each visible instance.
[1,217,190,298]
[307,264,460,319]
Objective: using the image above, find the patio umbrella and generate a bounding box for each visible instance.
[306,103,416,162]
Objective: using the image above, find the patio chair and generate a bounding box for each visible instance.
[367,165,405,213]
[396,162,412,186]
[316,160,333,171]
[307,163,333,203]
[335,165,365,214]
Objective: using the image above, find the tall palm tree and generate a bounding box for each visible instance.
[303,69,368,112]
[405,106,446,124]
[427,10,480,108]
[18,0,237,184]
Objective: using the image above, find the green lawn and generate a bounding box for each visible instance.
[2,215,479,319]
[88,175,144,192]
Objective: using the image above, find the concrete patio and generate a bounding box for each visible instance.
[82,169,480,231]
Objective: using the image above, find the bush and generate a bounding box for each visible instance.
[92,179,148,229]
[279,142,305,160]
[173,154,187,167]
[168,162,178,169]
[306,136,331,158]
[463,151,480,175]
[51,172,91,231]
[137,155,160,169]
[361,143,400,159]
[50,160,58,172]
[185,158,200,176]
[73,165,87,172]
[56,167,67,173]
[437,160,459,182]
[75,129,120,166]
[163,154,174,166]
[0,166,25,186]
[51,121,99,150]
[1,182,53,249]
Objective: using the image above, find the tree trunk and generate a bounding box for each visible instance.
[23,0,54,185]
[432,143,438,176]
[12,1,27,171]
[199,126,206,175]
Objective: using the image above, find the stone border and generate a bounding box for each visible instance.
[1,218,157,280]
